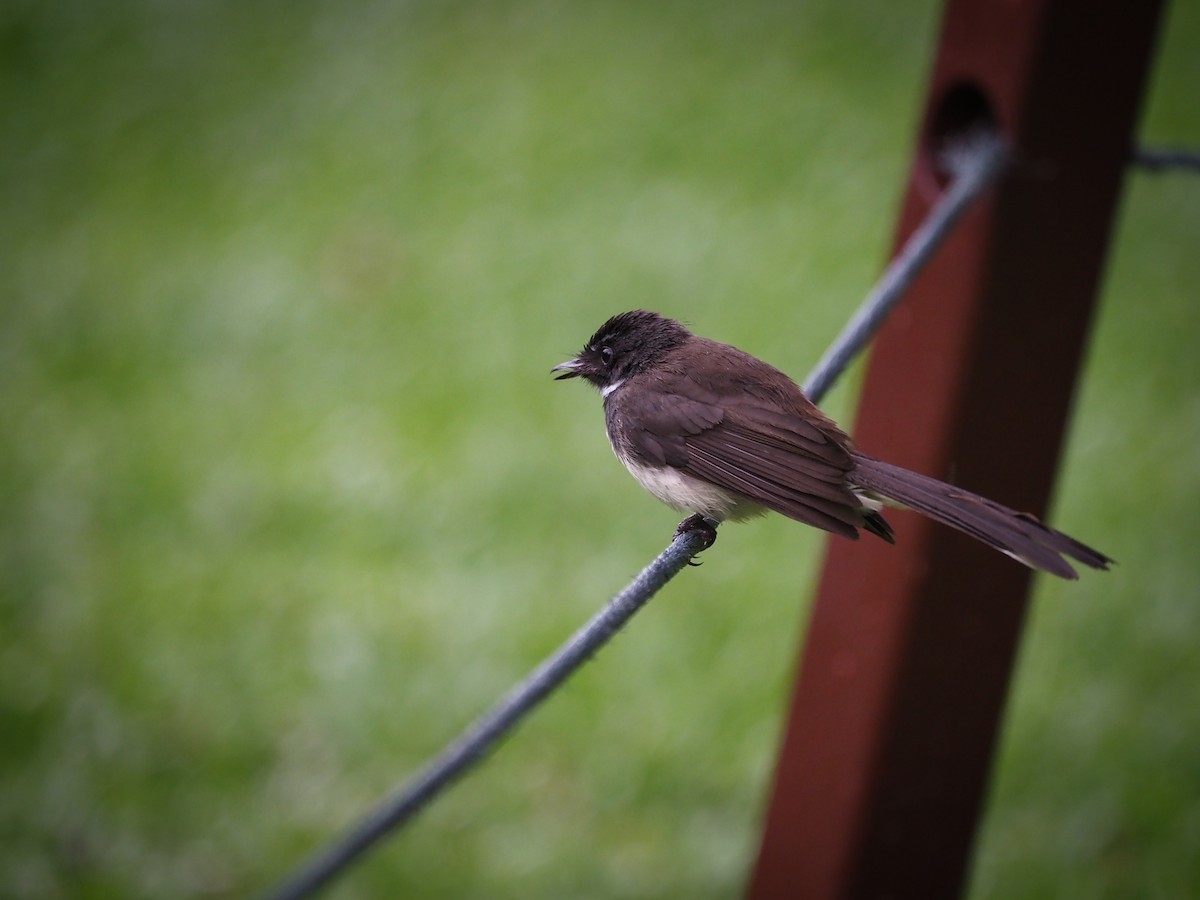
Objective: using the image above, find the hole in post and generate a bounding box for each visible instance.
[924,82,999,189]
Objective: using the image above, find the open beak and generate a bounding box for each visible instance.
[552,359,582,380]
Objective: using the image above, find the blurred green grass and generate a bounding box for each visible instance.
[1,1,1197,897]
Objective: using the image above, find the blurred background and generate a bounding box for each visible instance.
[2,1,1197,897]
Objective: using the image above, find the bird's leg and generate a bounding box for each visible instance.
[674,514,720,564]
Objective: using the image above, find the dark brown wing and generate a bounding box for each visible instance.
[683,405,869,538]
[608,344,873,539]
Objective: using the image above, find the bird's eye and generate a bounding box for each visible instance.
[600,346,615,367]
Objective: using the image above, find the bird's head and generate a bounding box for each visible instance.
[552,310,691,392]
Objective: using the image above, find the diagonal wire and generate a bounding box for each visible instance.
[804,133,1008,399]
[263,533,708,900]
[261,131,1009,900]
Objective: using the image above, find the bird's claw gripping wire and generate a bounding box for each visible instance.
[674,515,720,564]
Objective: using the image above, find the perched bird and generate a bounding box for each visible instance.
[553,310,1110,579]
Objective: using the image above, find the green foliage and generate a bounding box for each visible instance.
[0,1,1196,897]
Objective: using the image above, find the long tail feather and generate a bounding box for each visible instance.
[849,454,1112,579]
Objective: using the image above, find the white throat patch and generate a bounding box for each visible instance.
[600,379,626,398]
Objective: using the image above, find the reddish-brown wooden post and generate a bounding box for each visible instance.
[749,1,1163,897]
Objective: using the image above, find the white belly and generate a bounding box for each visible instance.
[622,459,764,522]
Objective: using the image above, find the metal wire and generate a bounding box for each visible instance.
[1133,144,1200,173]
[261,132,1009,900]
[263,531,708,900]
[804,132,1008,400]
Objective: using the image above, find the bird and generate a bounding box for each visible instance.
[552,309,1111,579]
